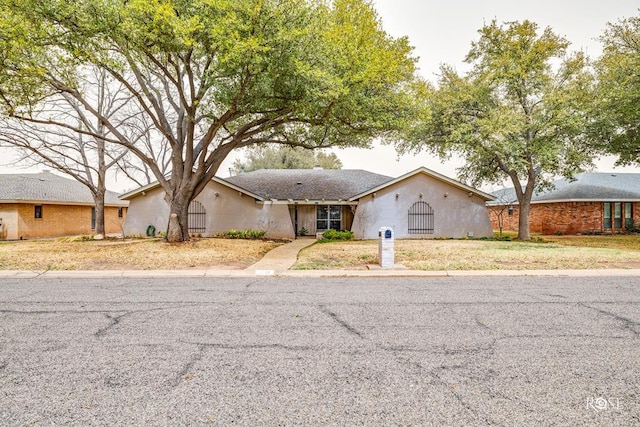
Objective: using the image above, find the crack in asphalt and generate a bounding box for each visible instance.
[95,312,128,338]
[416,361,502,426]
[318,305,364,339]
[172,344,206,388]
[244,280,258,291]
[93,303,205,338]
[545,293,568,299]
[180,341,314,352]
[582,304,640,336]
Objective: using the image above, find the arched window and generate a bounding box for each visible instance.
[408,201,434,234]
[188,200,206,234]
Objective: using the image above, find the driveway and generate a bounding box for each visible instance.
[0,276,638,425]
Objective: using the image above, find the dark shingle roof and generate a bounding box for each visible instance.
[223,169,393,200]
[490,172,640,204]
[0,171,127,206]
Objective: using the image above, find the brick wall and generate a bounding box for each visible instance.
[488,202,640,235]
[10,204,127,239]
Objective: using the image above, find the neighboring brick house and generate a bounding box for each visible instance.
[0,171,128,240]
[488,173,640,235]
[122,167,496,240]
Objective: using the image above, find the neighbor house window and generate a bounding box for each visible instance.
[91,207,96,230]
[118,207,124,218]
[614,202,622,229]
[34,205,43,219]
[604,202,633,230]
[317,205,341,231]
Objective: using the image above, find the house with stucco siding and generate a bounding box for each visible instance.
[121,167,495,240]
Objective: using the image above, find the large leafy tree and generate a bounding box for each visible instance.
[399,20,594,240]
[591,14,640,164]
[0,0,420,242]
[231,145,342,174]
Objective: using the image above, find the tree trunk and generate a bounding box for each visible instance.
[166,196,191,243]
[517,199,531,240]
[507,172,535,241]
[93,189,106,237]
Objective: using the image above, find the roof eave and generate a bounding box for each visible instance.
[257,199,358,205]
[121,177,267,202]
[491,198,640,206]
[212,177,267,201]
[119,182,162,200]
[0,199,129,207]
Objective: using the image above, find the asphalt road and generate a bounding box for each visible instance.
[0,276,638,426]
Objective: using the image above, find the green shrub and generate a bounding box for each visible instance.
[218,229,266,240]
[321,229,354,241]
[57,235,96,242]
[625,221,640,233]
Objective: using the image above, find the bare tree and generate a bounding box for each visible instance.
[487,190,518,237]
[0,69,138,236]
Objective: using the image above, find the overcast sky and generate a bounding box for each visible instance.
[331,0,640,187]
[2,0,640,191]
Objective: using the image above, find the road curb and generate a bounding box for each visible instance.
[1,269,640,279]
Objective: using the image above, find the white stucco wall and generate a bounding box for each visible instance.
[123,181,295,239]
[122,189,170,237]
[351,173,493,239]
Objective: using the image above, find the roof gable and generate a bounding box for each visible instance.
[350,167,496,201]
[0,171,127,206]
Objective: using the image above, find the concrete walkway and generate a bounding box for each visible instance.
[245,237,317,274]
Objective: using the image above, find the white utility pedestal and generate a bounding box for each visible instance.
[378,226,395,269]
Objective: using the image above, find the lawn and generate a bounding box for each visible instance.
[0,237,281,270]
[2,235,639,271]
[293,235,640,270]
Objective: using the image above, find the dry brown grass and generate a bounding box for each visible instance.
[0,237,282,270]
[293,236,640,270]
